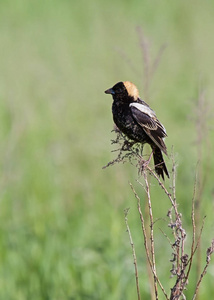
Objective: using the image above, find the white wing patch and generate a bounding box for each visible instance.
[130,102,167,135]
[130,102,156,118]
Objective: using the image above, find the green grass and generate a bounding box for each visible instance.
[0,0,213,299]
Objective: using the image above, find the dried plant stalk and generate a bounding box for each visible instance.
[104,131,213,299]
[124,208,141,300]
[130,183,169,300]
[192,240,214,300]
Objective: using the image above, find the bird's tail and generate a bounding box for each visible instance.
[152,145,169,180]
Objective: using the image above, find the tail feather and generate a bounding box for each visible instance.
[151,145,169,180]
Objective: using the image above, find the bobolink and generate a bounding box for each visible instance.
[105,81,169,179]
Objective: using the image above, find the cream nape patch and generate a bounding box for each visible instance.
[123,81,139,100]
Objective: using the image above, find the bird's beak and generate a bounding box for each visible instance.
[105,88,115,95]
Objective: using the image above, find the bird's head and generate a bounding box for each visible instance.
[105,81,139,101]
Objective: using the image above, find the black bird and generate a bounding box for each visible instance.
[105,81,169,179]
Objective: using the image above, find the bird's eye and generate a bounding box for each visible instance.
[116,88,123,94]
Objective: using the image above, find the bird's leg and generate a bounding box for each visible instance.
[146,151,153,164]
[138,151,153,174]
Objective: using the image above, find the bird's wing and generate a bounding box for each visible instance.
[130,102,168,155]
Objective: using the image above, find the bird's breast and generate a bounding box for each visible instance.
[112,101,142,141]
[112,102,131,128]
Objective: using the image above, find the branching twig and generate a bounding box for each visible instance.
[143,170,158,299]
[145,164,180,220]
[129,183,153,269]
[105,130,214,300]
[130,183,169,300]
[124,208,141,300]
[192,240,214,300]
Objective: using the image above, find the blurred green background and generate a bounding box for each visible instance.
[0,0,213,299]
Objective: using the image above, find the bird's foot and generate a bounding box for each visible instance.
[138,151,153,173]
